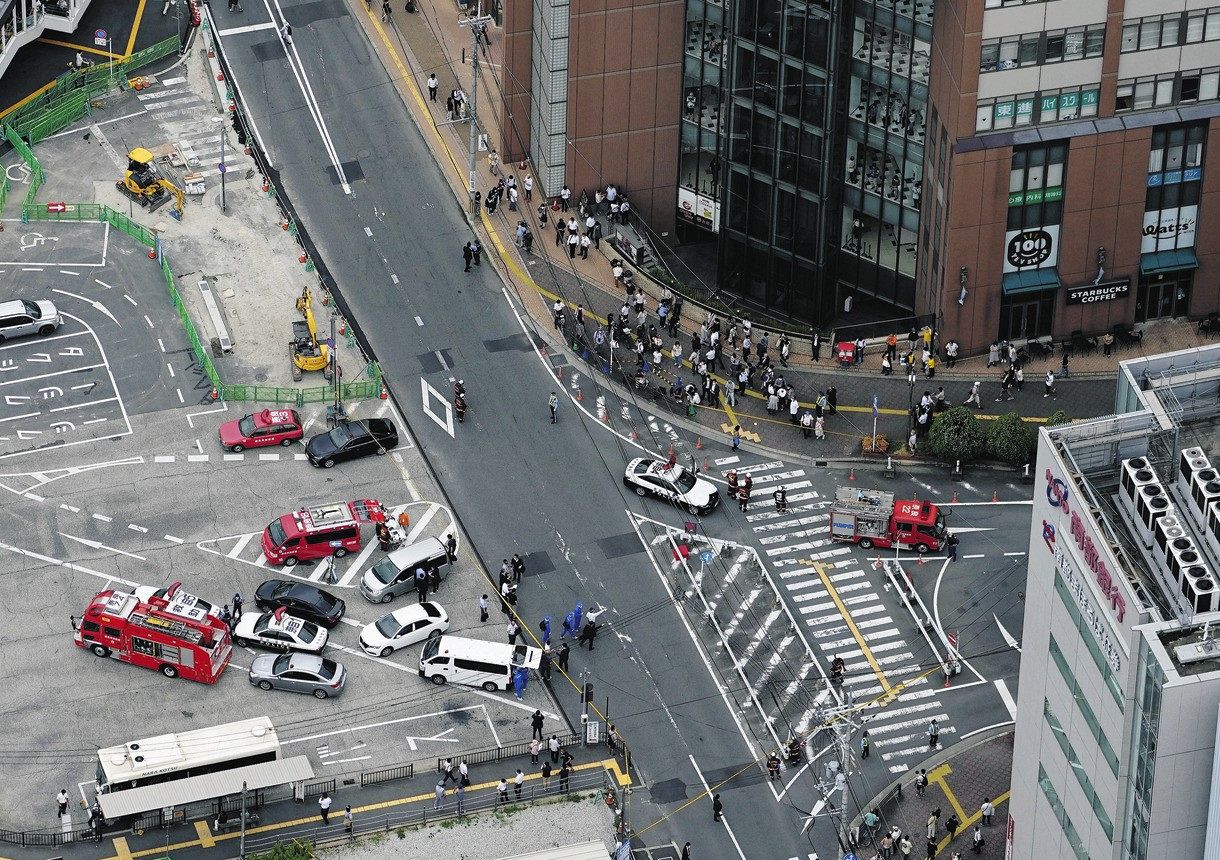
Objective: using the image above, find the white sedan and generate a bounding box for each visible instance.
[623,457,721,515]
[234,607,328,654]
[359,602,450,657]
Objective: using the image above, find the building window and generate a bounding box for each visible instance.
[1007,143,1066,230]
[1122,641,1164,860]
[1039,766,1090,860]
[985,0,1049,6]
[1048,636,1121,778]
[1116,68,1220,112]
[1122,7,1220,52]
[1044,699,1116,840]
[1053,570,1125,710]
[981,25,1105,72]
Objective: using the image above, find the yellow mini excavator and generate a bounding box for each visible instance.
[292,286,332,380]
[117,147,185,220]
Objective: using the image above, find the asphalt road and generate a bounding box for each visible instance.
[211,4,837,857]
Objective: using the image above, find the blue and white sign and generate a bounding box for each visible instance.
[94,29,107,47]
[699,549,715,564]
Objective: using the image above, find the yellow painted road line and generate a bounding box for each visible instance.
[111,836,133,860]
[107,759,623,859]
[36,38,122,59]
[932,787,1011,855]
[926,763,969,822]
[807,560,891,692]
[193,819,216,848]
[0,79,57,118]
[722,398,739,428]
[125,0,150,58]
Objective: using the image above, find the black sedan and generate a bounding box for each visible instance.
[254,579,346,628]
[306,418,398,468]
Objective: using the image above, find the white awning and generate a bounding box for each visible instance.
[495,841,610,860]
[98,755,314,819]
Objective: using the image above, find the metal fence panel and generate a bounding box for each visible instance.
[360,763,414,788]
[301,779,335,799]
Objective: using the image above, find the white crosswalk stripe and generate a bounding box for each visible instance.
[136,81,255,182]
[728,458,957,773]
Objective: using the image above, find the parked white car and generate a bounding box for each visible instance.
[359,601,449,657]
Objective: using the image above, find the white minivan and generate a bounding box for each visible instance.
[419,635,541,692]
[360,537,451,603]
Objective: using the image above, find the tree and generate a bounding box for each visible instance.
[928,407,987,463]
[987,412,1036,467]
[1045,409,1071,427]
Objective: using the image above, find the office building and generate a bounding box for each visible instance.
[501,0,1220,341]
[1008,343,1220,859]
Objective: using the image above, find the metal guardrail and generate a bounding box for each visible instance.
[360,763,414,788]
[301,779,336,800]
[436,733,580,772]
[239,769,609,855]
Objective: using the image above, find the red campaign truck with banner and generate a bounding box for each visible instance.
[829,487,948,553]
[75,588,233,684]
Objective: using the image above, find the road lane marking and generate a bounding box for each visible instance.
[92,513,112,522]
[806,559,891,693]
[127,524,149,533]
[60,533,148,561]
[995,678,1017,719]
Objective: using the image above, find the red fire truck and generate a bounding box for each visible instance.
[829,487,948,553]
[261,499,387,567]
[75,588,233,684]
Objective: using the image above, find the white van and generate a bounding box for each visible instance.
[419,635,541,692]
[360,537,451,603]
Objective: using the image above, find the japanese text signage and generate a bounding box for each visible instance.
[1008,186,1063,208]
[1045,469,1129,625]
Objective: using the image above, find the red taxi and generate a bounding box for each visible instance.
[219,409,304,452]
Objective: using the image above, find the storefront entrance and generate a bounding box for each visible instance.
[998,288,1057,342]
[1135,272,1193,323]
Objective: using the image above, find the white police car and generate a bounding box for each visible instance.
[234,607,328,654]
[623,457,720,515]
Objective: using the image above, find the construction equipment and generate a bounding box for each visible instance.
[291,286,332,380]
[116,148,185,220]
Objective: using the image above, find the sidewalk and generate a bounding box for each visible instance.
[851,728,1013,858]
[350,4,1211,459]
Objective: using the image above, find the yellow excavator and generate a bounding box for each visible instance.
[292,286,332,380]
[116,147,185,220]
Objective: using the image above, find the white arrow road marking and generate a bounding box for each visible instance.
[403,728,459,751]
[50,289,119,326]
[59,533,147,561]
[994,613,1021,651]
[420,378,455,437]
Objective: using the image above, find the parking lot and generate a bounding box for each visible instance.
[0,398,560,832]
[0,220,193,459]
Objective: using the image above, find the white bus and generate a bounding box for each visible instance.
[96,716,281,792]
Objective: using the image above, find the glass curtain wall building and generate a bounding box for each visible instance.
[678,0,729,238]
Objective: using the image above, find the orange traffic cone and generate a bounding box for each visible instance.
[702,457,710,472]
[848,468,856,481]
[695,437,704,450]
[992,490,1000,502]
[601,411,610,424]
[298,253,307,264]
[630,428,639,440]
[575,387,584,401]
[917,555,926,566]
[262,177,270,193]
[379,385,388,401]
[951,491,958,503]
[216,71,225,82]
[210,387,219,401]
[147,248,157,259]
[873,558,881,570]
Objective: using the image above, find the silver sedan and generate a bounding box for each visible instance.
[248,652,347,699]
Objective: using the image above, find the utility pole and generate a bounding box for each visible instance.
[458,3,493,217]
[805,699,862,854]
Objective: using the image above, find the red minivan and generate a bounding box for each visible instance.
[261,500,386,566]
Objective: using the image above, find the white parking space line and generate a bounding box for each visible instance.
[164,535,185,544]
[0,364,106,388]
[92,513,112,522]
[154,455,175,463]
[0,541,140,588]
[60,532,147,562]
[128,524,149,534]
[49,397,118,414]
[224,453,244,461]
[95,279,113,289]
[59,270,80,276]
[123,295,138,306]
[228,533,255,559]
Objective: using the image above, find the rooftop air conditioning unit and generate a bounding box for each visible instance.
[1179,448,1212,498]
[1135,484,1170,549]
[1155,514,1185,552]
[1167,536,1202,581]
[1183,567,1218,615]
[1192,473,1220,515]
[1121,458,1160,519]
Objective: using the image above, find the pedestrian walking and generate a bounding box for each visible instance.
[557,642,570,672]
[578,620,599,650]
[280,22,293,44]
[479,593,490,622]
[514,768,525,799]
[964,381,982,408]
[441,758,457,785]
[927,809,940,840]
[945,812,961,840]
[319,793,332,825]
[926,838,937,860]
[972,825,985,853]
[549,735,561,764]
[507,619,520,645]
[524,175,533,202]
[380,0,392,20]
[435,782,446,809]
[531,709,544,740]
[497,778,509,805]
[681,843,692,860]
[801,410,813,438]
[774,485,787,512]
[738,474,752,512]
[548,391,559,423]
[915,768,927,796]
[712,794,723,822]
[928,718,940,748]
[861,730,870,759]
[56,789,69,817]
[529,737,541,764]
[541,760,552,788]
[1044,369,1057,398]
[980,797,994,825]
[455,782,466,815]
[946,532,959,563]
[232,592,243,620]
[462,242,473,272]
[343,805,353,835]
[426,73,438,101]
[732,424,741,452]
[459,760,470,785]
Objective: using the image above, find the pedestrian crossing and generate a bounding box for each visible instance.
[135,76,249,180]
[196,502,449,589]
[728,460,957,774]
